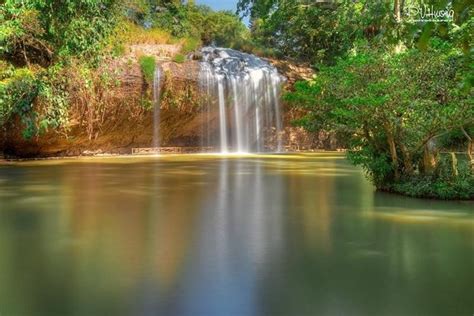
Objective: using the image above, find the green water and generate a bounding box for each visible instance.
[0,153,473,316]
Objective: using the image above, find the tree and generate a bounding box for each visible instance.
[238,0,359,64]
[286,40,473,197]
[1,0,121,65]
[237,0,473,66]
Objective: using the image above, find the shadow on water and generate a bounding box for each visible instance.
[0,154,472,316]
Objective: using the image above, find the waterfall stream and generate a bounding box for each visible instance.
[199,47,285,153]
[152,67,162,149]
[150,48,284,154]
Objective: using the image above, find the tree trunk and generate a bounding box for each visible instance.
[394,0,402,22]
[386,130,400,180]
[450,152,459,177]
[466,139,474,173]
[461,127,474,172]
[422,141,438,175]
[400,143,413,175]
[22,43,30,67]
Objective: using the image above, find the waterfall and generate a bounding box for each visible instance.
[152,66,162,149]
[217,75,228,153]
[199,47,285,153]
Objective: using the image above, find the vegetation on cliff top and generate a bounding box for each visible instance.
[0,0,250,140]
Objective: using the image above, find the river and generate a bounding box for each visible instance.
[0,153,473,316]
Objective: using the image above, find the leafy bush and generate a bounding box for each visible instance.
[0,63,69,139]
[187,7,250,48]
[389,154,473,200]
[151,2,191,38]
[0,66,37,135]
[392,177,474,200]
[392,157,474,200]
[237,0,359,65]
[238,1,472,66]
[140,98,152,110]
[35,65,70,136]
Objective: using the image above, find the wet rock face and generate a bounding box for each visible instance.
[269,59,314,88]
[202,47,281,74]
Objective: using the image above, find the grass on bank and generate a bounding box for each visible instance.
[118,21,175,45]
[172,54,186,63]
[138,55,156,83]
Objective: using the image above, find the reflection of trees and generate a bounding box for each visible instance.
[261,161,474,316]
[0,160,205,315]
[65,161,206,313]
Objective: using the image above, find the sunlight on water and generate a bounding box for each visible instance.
[365,209,474,227]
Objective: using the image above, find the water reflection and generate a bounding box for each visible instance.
[175,159,286,316]
[0,154,473,316]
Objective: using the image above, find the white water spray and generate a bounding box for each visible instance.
[199,47,285,153]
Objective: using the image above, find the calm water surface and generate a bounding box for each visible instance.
[0,153,473,316]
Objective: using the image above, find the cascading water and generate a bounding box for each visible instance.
[199,47,285,153]
[152,66,162,149]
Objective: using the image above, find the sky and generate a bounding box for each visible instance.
[195,0,239,12]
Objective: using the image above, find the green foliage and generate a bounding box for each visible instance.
[392,157,474,200]
[0,65,37,132]
[238,0,473,66]
[1,0,121,65]
[238,0,366,64]
[111,43,126,57]
[140,97,153,110]
[0,1,125,139]
[438,126,474,150]
[131,2,250,50]
[150,1,191,38]
[187,6,250,48]
[116,20,175,45]
[139,55,156,83]
[172,54,186,63]
[181,37,201,54]
[271,0,473,199]
[35,65,70,136]
[0,62,69,139]
[286,41,473,198]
